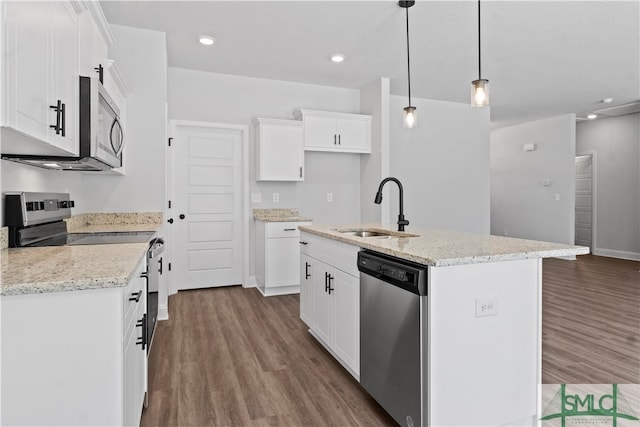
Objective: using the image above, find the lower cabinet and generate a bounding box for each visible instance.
[0,256,148,427]
[256,220,311,296]
[299,232,360,379]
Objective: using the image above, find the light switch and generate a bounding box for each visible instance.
[326,193,333,202]
[555,193,560,201]
[273,193,279,203]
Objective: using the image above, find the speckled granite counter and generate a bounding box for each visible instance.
[0,243,149,296]
[1,227,7,250]
[299,224,589,267]
[1,213,162,296]
[253,208,312,222]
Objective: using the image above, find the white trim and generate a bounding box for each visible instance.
[575,151,597,253]
[245,275,258,289]
[166,120,250,295]
[84,1,115,46]
[158,304,169,321]
[593,248,640,261]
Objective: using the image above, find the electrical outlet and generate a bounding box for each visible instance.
[503,229,508,236]
[555,193,560,201]
[476,296,498,317]
[251,193,262,203]
[326,192,333,202]
[272,193,279,203]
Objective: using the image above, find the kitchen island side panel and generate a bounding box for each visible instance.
[427,258,541,427]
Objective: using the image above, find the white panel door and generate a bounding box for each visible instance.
[575,155,593,249]
[173,123,243,290]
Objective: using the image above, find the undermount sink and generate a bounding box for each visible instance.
[339,230,392,238]
[335,228,419,238]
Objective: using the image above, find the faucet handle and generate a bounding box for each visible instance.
[397,215,410,231]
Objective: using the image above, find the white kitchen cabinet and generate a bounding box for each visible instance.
[255,118,304,181]
[256,221,311,296]
[0,256,148,427]
[299,231,360,378]
[295,109,371,153]
[1,0,79,156]
[78,8,109,78]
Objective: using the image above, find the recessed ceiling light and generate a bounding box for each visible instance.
[601,98,614,104]
[330,54,345,63]
[199,35,215,46]
[587,113,598,120]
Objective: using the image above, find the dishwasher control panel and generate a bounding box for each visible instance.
[357,250,427,296]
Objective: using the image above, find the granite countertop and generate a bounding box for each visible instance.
[253,208,313,223]
[1,213,162,296]
[299,224,590,267]
[0,243,150,296]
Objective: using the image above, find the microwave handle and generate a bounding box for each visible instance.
[110,117,125,157]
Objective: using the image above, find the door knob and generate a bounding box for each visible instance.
[167,218,174,224]
[179,214,186,220]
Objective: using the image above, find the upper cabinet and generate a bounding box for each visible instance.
[255,118,304,181]
[78,6,109,79]
[2,0,80,156]
[295,109,372,154]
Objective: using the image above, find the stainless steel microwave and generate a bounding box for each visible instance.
[2,76,124,171]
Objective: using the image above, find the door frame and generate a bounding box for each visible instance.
[575,151,597,253]
[166,120,250,296]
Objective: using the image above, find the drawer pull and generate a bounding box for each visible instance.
[129,291,142,302]
[284,228,296,231]
[299,241,308,245]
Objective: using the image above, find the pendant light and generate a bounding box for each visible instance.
[400,1,417,128]
[471,0,489,107]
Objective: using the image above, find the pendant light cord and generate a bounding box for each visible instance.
[405,5,412,106]
[478,0,482,80]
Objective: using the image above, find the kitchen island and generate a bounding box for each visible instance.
[298,224,588,427]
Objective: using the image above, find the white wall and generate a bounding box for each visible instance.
[167,67,362,224]
[490,114,576,245]
[576,113,640,260]
[388,95,491,234]
[82,25,167,213]
[360,78,390,224]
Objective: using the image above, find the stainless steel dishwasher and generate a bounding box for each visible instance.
[357,250,428,427]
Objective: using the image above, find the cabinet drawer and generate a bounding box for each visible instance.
[267,222,309,238]
[123,257,146,324]
[300,231,359,277]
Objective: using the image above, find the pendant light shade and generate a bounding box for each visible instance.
[400,1,417,128]
[471,0,490,107]
[471,79,490,107]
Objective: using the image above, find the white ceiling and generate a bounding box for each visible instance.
[101,0,640,128]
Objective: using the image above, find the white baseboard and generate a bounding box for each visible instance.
[593,248,640,261]
[244,276,257,288]
[158,304,169,321]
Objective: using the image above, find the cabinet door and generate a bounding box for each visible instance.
[310,261,332,345]
[303,115,337,150]
[123,297,146,427]
[266,237,301,287]
[336,117,370,152]
[50,0,79,155]
[332,268,360,375]
[257,121,304,181]
[3,1,50,142]
[300,253,313,326]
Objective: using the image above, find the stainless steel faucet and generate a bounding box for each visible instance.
[374,177,410,232]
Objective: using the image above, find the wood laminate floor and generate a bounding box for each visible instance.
[142,255,639,426]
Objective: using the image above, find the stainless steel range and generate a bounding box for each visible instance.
[4,192,154,247]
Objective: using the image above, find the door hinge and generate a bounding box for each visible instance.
[168,263,172,272]
[168,137,173,146]
[168,200,172,209]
